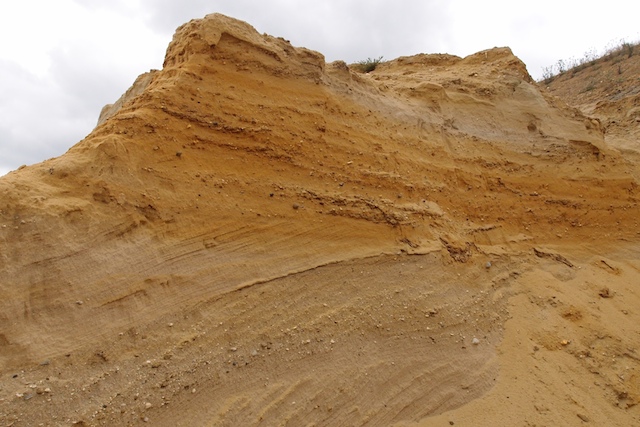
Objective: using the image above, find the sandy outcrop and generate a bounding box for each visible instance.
[97,70,158,125]
[1,13,639,426]
[544,42,640,175]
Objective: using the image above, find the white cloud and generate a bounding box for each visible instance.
[0,1,166,175]
[135,0,454,62]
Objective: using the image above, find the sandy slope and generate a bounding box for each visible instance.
[543,44,640,184]
[1,14,639,426]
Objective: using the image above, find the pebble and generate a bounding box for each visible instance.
[598,287,611,298]
[485,262,492,269]
[577,413,589,422]
[472,338,480,345]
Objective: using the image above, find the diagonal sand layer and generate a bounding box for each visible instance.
[0,13,639,426]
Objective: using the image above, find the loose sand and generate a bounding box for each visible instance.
[1,14,638,426]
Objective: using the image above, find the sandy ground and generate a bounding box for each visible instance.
[1,14,639,426]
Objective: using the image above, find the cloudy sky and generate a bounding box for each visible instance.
[1,0,638,177]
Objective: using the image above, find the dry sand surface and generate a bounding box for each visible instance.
[1,13,639,426]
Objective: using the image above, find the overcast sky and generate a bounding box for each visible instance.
[1,0,638,177]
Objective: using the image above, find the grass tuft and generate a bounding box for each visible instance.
[354,56,385,73]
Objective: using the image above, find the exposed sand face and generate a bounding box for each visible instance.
[1,13,639,426]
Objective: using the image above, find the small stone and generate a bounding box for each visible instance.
[598,287,611,298]
[472,338,480,345]
[292,203,300,210]
[577,413,589,422]
[75,301,83,305]
[485,261,492,269]
[145,402,152,409]
[561,339,570,346]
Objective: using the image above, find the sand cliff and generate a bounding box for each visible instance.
[1,14,639,426]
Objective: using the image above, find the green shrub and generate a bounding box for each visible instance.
[624,42,634,58]
[355,56,384,73]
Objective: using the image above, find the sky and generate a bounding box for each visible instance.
[1,0,639,177]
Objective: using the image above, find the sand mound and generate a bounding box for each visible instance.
[1,13,639,426]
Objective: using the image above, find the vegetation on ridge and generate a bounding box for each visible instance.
[540,39,639,84]
[354,56,385,73]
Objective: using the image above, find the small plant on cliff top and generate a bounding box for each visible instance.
[355,56,384,73]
